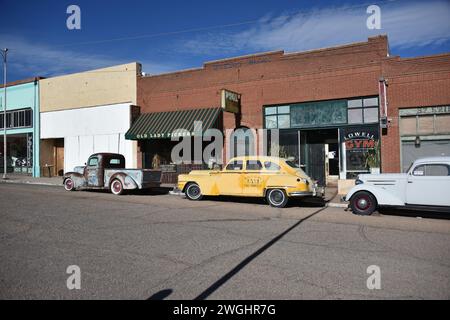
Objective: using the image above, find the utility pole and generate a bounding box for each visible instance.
[1,48,8,180]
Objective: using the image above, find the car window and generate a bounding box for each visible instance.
[246,160,262,171]
[285,160,299,169]
[226,160,243,171]
[264,161,281,171]
[88,157,99,167]
[108,158,124,168]
[413,164,450,176]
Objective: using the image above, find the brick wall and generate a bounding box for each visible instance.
[380,54,450,172]
[136,35,450,172]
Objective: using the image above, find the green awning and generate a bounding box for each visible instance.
[125,107,222,140]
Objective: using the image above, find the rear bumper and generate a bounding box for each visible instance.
[289,185,325,198]
[288,191,314,197]
[140,181,162,189]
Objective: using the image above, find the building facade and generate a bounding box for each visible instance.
[0,78,41,177]
[39,63,141,176]
[129,35,450,192]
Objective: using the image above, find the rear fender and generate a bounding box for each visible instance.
[108,173,138,190]
[345,185,405,206]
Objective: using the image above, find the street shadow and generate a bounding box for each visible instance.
[147,289,173,300]
[201,195,325,208]
[132,187,172,196]
[194,206,327,300]
[378,207,450,220]
[82,187,172,196]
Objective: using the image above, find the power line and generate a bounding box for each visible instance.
[5,0,401,51]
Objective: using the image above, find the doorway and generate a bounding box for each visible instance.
[54,139,64,176]
[302,129,339,187]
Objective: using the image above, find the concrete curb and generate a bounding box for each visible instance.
[326,202,348,208]
[0,180,62,187]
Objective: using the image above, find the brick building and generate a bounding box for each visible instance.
[127,35,450,191]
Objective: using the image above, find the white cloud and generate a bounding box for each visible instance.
[0,35,178,78]
[0,35,124,77]
[181,0,450,55]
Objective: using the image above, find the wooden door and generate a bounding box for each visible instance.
[55,145,64,176]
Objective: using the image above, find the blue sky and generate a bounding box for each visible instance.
[0,0,449,81]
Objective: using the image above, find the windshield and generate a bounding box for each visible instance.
[405,162,414,173]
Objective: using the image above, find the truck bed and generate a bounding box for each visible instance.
[104,169,162,189]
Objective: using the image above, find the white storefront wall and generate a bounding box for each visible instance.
[41,103,136,172]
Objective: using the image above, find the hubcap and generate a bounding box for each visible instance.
[356,197,370,210]
[113,181,121,193]
[271,190,284,205]
[65,179,73,190]
[188,185,200,198]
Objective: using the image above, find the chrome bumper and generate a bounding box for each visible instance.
[289,191,314,197]
[290,184,325,198]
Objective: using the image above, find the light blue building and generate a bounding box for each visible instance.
[0,78,41,177]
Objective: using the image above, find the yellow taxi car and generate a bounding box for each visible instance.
[177,156,322,208]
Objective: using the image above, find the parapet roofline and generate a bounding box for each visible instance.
[40,62,141,81]
[203,50,285,66]
[0,77,44,89]
[141,35,389,78]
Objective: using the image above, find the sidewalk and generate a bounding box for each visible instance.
[0,174,63,187]
[324,186,348,208]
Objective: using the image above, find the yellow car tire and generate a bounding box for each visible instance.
[266,189,288,208]
[185,183,203,201]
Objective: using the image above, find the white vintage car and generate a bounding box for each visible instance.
[345,157,450,215]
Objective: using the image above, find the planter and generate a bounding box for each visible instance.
[370,167,380,174]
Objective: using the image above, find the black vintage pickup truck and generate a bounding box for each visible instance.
[63,153,162,195]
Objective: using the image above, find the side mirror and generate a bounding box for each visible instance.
[84,162,87,165]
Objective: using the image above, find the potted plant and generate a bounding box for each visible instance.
[365,141,380,174]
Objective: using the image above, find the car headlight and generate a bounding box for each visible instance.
[355,179,364,185]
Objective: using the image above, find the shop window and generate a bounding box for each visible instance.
[277,115,290,128]
[265,116,277,129]
[265,107,277,115]
[363,97,378,107]
[435,115,450,134]
[290,100,346,128]
[348,99,363,108]
[340,125,380,178]
[400,111,450,137]
[364,108,379,123]
[347,98,379,124]
[0,108,32,129]
[400,116,417,136]
[348,108,363,124]
[263,106,290,129]
[418,116,434,134]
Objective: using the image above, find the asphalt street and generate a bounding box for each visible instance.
[0,183,449,299]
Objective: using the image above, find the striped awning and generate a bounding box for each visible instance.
[125,107,222,140]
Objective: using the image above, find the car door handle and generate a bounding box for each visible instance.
[408,181,413,183]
